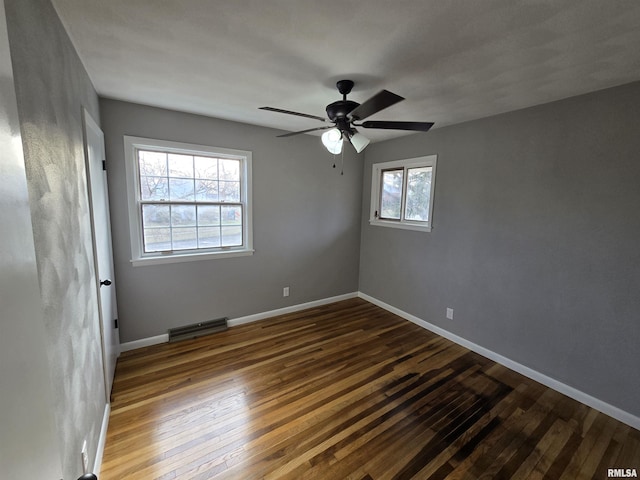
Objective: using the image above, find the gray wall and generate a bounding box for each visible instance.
[359,81,640,418]
[100,99,363,343]
[5,0,107,477]
[0,1,62,475]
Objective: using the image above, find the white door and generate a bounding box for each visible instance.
[83,109,120,400]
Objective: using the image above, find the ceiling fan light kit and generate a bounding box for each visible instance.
[321,128,343,154]
[260,79,434,157]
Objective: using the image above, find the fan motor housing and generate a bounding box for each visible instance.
[326,100,359,122]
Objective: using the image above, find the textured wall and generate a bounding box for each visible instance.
[359,81,640,418]
[0,1,62,475]
[5,0,107,478]
[100,99,363,343]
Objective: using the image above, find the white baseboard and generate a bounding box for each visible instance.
[92,402,110,475]
[227,292,358,327]
[120,333,168,352]
[119,292,359,352]
[358,292,640,431]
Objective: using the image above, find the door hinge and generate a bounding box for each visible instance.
[114,318,118,329]
[102,159,106,171]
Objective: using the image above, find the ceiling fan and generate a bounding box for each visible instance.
[260,79,434,154]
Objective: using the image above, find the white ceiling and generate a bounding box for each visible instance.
[52,0,640,143]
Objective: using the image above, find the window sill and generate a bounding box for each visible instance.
[369,219,432,232]
[131,248,254,267]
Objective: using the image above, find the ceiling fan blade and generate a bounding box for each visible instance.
[361,121,434,132]
[348,90,404,121]
[260,106,326,123]
[277,125,333,138]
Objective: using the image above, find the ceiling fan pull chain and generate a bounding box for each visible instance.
[341,148,344,175]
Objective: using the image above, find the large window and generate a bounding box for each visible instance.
[370,155,437,232]
[124,136,253,266]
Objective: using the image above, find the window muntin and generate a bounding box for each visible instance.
[124,137,252,266]
[370,155,437,232]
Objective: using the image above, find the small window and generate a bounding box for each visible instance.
[124,136,253,266]
[370,155,437,232]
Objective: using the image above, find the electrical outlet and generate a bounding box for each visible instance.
[446,307,454,320]
[81,439,89,473]
[283,286,290,297]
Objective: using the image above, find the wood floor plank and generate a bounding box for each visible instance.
[100,298,640,479]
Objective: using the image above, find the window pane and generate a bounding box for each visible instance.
[143,227,171,252]
[219,181,240,202]
[138,151,167,177]
[198,226,221,248]
[142,204,170,228]
[172,227,197,250]
[221,225,242,247]
[194,156,218,180]
[380,169,403,219]
[405,167,432,222]
[195,179,219,202]
[197,205,220,226]
[219,159,240,181]
[221,205,242,225]
[140,176,168,201]
[171,205,196,227]
[169,178,195,201]
[168,153,193,178]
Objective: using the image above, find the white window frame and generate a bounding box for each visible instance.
[369,154,437,232]
[124,136,253,266]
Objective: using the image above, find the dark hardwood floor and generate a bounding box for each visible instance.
[100,298,639,479]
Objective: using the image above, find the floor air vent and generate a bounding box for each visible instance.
[168,317,228,343]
